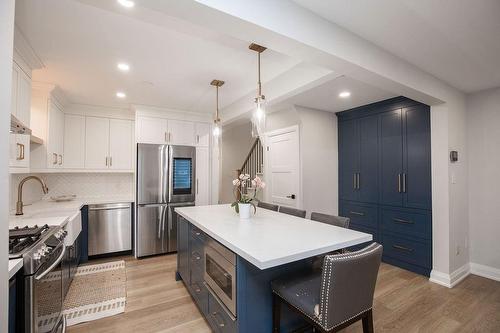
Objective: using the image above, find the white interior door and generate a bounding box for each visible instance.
[85,116,110,169]
[109,119,133,170]
[265,126,300,208]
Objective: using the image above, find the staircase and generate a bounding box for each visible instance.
[236,138,264,197]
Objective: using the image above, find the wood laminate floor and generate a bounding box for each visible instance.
[68,255,500,333]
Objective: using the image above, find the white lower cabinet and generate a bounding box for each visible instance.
[63,114,86,168]
[195,147,210,206]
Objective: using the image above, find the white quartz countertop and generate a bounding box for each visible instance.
[9,259,23,279]
[9,195,134,228]
[176,204,373,270]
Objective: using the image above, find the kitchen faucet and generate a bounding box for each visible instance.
[16,176,49,215]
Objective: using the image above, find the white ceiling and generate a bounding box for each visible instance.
[293,0,500,93]
[273,75,397,113]
[14,0,300,111]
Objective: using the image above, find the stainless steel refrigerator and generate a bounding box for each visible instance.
[136,144,196,257]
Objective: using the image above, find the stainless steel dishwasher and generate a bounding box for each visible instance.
[88,203,132,256]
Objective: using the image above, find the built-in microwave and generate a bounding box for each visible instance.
[204,238,237,316]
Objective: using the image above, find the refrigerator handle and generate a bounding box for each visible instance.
[168,145,174,203]
[158,206,163,240]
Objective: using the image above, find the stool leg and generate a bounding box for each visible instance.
[362,309,374,333]
[273,293,281,333]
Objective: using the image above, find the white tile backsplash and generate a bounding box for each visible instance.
[10,173,134,210]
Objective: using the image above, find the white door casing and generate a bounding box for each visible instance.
[263,125,301,208]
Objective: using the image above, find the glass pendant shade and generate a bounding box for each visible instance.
[251,96,266,138]
[213,121,221,137]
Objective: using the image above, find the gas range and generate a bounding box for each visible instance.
[9,224,67,275]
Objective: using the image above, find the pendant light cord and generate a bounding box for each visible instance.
[257,52,262,97]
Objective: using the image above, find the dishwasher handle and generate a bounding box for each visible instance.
[88,203,131,211]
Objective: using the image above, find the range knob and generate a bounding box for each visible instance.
[33,252,42,260]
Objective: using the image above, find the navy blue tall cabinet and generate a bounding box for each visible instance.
[338,97,432,276]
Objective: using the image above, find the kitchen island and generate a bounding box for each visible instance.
[175,204,372,333]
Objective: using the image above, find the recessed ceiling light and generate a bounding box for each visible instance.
[117,62,130,72]
[117,0,135,8]
[339,91,351,98]
[116,92,126,98]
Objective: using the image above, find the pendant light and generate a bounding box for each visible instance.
[210,79,225,139]
[249,43,267,138]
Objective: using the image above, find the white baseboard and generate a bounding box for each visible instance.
[470,263,500,282]
[429,263,470,288]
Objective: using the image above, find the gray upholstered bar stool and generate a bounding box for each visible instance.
[271,243,383,333]
[278,206,306,218]
[257,201,279,211]
[310,212,350,229]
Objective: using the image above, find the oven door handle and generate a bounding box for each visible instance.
[62,315,67,333]
[35,244,67,280]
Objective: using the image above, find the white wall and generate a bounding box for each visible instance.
[266,105,338,217]
[9,173,134,210]
[1,0,15,330]
[219,122,254,203]
[466,87,500,276]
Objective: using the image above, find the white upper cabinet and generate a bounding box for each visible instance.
[109,119,133,170]
[85,117,110,169]
[168,120,195,146]
[9,134,30,170]
[195,122,211,146]
[17,68,32,128]
[10,62,32,128]
[85,117,134,170]
[136,116,168,144]
[195,146,210,206]
[63,114,85,168]
[47,101,65,168]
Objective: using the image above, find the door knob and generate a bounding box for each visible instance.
[286,194,296,199]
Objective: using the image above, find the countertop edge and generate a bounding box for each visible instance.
[176,209,374,270]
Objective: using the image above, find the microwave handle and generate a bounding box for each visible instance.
[35,244,67,280]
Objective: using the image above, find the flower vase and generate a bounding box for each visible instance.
[238,203,252,219]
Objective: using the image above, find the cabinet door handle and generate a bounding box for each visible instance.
[349,211,365,216]
[353,174,357,190]
[357,173,360,190]
[53,153,58,165]
[58,154,62,165]
[196,178,199,195]
[109,156,112,167]
[164,132,167,142]
[392,244,414,252]
[191,251,201,261]
[211,312,226,328]
[398,173,402,193]
[402,173,407,193]
[169,132,172,142]
[193,283,201,294]
[16,143,24,160]
[393,218,413,224]
[196,135,200,144]
[105,157,108,166]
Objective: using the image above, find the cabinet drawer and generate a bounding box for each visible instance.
[190,225,205,242]
[208,292,237,333]
[382,233,431,268]
[381,208,431,240]
[189,280,208,315]
[340,202,378,228]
